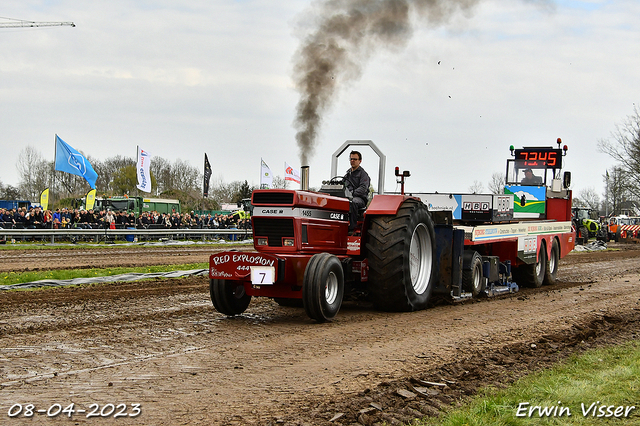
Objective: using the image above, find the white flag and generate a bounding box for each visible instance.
[285,162,301,184]
[136,146,152,193]
[260,159,272,189]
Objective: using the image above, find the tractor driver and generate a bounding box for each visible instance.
[344,150,371,232]
[521,168,542,185]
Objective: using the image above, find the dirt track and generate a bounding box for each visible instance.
[1,244,639,425]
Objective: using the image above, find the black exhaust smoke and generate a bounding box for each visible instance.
[292,0,553,166]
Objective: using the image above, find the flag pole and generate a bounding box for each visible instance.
[52,135,57,233]
[136,145,139,198]
[202,153,205,214]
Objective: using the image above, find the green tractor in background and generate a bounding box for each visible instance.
[572,207,605,245]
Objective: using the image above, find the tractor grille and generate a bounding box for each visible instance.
[253,217,294,247]
[253,192,294,205]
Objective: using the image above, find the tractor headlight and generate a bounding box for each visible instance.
[257,238,268,246]
[283,238,294,247]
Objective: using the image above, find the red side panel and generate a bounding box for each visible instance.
[546,195,572,222]
[296,191,350,212]
[365,194,417,215]
[251,189,349,212]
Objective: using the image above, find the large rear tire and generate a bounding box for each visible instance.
[462,251,485,297]
[366,200,436,311]
[544,239,560,286]
[210,279,251,316]
[513,243,547,288]
[578,226,589,245]
[303,253,344,322]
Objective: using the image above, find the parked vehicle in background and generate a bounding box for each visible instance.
[606,215,640,242]
[94,196,181,216]
[572,207,603,244]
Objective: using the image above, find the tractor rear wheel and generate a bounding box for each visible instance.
[366,199,436,311]
[302,253,344,322]
[209,279,251,316]
[578,226,589,245]
[462,251,485,297]
[513,243,547,288]
[544,239,560,286]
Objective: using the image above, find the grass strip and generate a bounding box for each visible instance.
[1,263,209,286]
[419,341,640,425]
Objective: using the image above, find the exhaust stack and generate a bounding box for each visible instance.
[301,166,309,191]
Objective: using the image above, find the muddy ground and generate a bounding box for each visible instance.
[0,243,639,425]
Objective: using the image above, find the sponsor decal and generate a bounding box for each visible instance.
[347,237,361,252]
[463,201,490,213]
[210,267,233,278]
[211,253,275,267]
[466,221,573,242]
[260,209,285,215]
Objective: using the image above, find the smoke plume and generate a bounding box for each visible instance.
[292,0,481,166]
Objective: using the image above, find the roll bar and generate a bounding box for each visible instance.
[330,140,386,195]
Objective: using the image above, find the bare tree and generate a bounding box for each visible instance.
[488,172,504,194]
[272,175,287,189]
[208,175,238,206]
[171,159,200,194]
[577,187,600,212]
[468,180,484,194]
[150,156,171,195]
[3,184,21,200]
[603,166,634,216]
[598,104,640,200]
[16,146,52,200]
[94,155,135,194]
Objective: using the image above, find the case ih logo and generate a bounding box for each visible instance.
[260,209,284,214]
[463,202,490,212]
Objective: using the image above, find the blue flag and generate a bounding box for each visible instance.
[54,135,98,189]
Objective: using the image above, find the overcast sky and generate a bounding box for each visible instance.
[1,0,638,199]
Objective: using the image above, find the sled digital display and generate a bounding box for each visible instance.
[514,148,563,169]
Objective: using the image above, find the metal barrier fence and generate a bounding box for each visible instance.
[0,227,252,244]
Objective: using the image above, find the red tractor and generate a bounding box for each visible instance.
[209,140,441,322]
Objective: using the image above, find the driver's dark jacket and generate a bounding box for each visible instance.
[344,166,370,202]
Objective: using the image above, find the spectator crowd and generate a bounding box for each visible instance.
[0,206,251,231]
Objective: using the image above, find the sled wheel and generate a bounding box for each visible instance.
[462,251,485,297]
[544,239,560,286]
[302,253,344,322]
[513,243,547,288]
[366,199,436,311]
[209,279,251,316]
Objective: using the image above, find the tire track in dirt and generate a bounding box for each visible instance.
[0,244,639,425]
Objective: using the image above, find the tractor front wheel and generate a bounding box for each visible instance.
[302,253,345,322]
[210,279,251,316]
